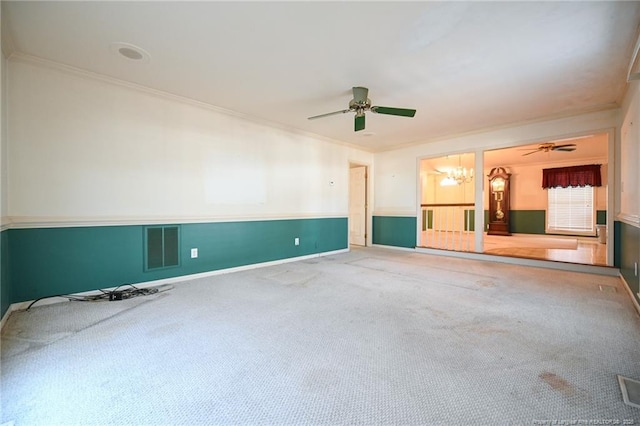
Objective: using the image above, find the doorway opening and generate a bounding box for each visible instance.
[349,164,368,246]
[482,133,609,266]
[419,152,476,252]
[417,133,610,266]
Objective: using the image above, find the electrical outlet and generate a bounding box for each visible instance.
[294,237,300,246]
[191,248,198,258]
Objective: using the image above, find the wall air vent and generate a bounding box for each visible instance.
[145,226,180,270]
[618,375,640,409]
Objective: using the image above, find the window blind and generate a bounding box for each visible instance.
[547,186,594,235]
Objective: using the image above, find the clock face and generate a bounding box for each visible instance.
[487,170,510,235]
[492,177,505,192]
[490,175,507,222]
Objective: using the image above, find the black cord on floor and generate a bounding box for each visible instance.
[25,284,159,311]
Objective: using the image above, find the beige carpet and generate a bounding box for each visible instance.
[2,246,638,425]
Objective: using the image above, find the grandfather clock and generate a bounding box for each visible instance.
[487,167,511,236]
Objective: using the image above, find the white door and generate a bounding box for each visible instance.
[349,166,367,246]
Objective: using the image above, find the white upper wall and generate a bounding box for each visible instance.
[619,79,640,224]
[7,57,372,225]
[422,161,607,211]
[374,109,618,216]
[1,38,6,226]
[5,53,630,227]
[500,161,607,211]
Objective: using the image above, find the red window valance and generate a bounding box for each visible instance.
[542,164,602,189]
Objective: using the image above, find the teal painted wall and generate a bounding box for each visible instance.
[614,221,622,268]
[615,221,639,306]
[373,216,416,248]
[6,218,347,307]
[423,210,474,231]
[422,210,433,231]
[418,209,606,237]
[510,210,546,234]
[489,209,606,234]
[1,230,9,318]
[464,210,475,231]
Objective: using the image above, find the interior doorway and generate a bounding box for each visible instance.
[482,133,610,266]
[419,152,476,252]
[349,164,367,246]
[417,133,610,266]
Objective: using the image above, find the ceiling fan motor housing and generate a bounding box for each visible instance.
[307,86,416,132]
[352,86,369,103]
[349,98,371,111]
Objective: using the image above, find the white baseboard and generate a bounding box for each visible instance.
[0,248,349,331]
[620,273,640,318]
[371,244,417,252]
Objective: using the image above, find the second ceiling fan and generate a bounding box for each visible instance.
[308,86,416,132]
[521,142,577,156]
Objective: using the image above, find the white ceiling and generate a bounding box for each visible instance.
[3,1,639,152]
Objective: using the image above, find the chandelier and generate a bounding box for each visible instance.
[440,156,473,186]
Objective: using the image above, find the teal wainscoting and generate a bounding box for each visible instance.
[596,210,607,225]
[510,210,546,234]
[1,230,10,318]
[416,209,605,238]
[464,210,476,232]
[509,210,606,234]
[7,218,347,307]
[373,216,416,248]
[421,210,433,231]
[615,220,640,306]
[423,210,476,231]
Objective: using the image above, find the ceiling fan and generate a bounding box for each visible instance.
[308,86,416,132]
[521,142,577,156]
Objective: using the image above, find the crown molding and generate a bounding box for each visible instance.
[376,106,620,154]
[627,22,640,82]
[1,4,17,59]
[9,52,369,153]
